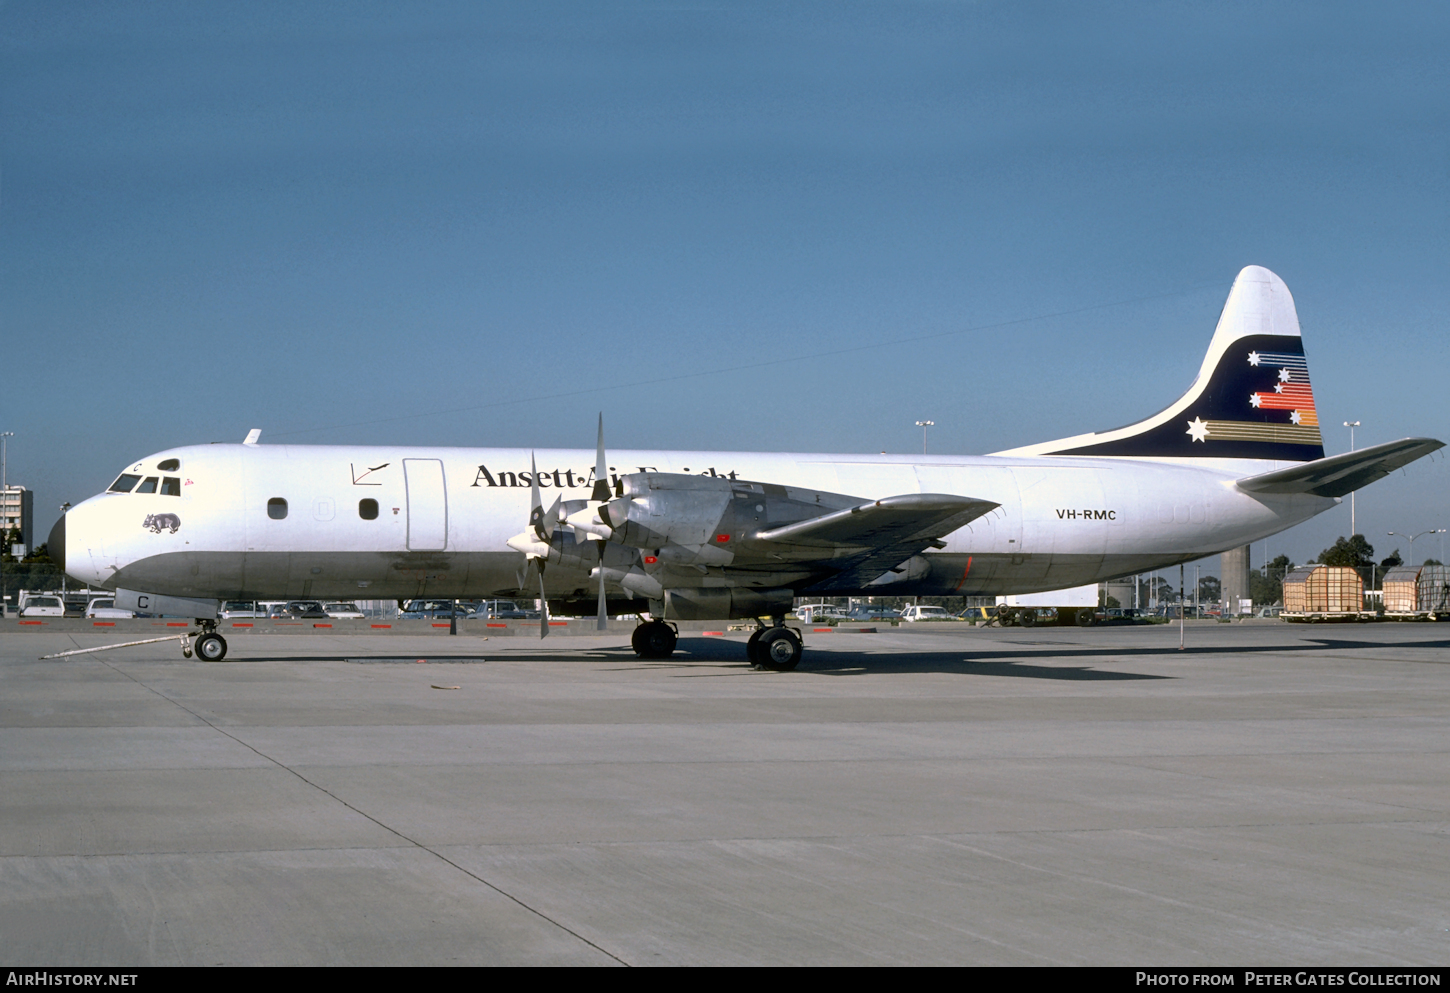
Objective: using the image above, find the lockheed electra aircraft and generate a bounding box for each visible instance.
[51,266,1443,668]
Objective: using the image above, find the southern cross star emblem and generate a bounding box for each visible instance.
[1186,417,1210,442]
[1248,351,1261,366]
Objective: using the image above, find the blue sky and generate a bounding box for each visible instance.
[3,1,1447,571]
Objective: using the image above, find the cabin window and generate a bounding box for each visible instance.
[109,474,141,493]
[158,458,181,471]
[267,498,289,520]
[161,477,181,496]
[136,477,159,494]
[359,498,379,520]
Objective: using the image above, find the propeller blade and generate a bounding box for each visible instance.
[596,540,608,630]
[591,413,612,503]
[527,452,551,540]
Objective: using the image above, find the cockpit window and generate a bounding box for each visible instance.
[161,477,181,496]
[136,476,159,494]
[109,474,142,493]
[158,458,181,471]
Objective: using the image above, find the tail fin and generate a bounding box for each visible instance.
[995,265,1326,462]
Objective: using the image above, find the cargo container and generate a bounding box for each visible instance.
[1281,565,1374,622]
[1381,564,1450,620]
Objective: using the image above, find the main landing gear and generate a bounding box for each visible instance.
[746,619,802,671]
[631,619,678,659]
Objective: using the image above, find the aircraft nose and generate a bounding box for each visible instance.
[48,513,66,572]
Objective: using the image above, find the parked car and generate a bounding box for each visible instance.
[220,600,267,619]
[279,601,328,619]
[794,604,852,623]
[475,599,521,618]
[849,606,901,621]
[401,599,474,619]
[323,602,366,619]
[19,595,66,618]
[86,597,135,619]
[899,605,957,622]
[957,605,998,622]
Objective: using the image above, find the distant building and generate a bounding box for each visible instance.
[2,485,34,553]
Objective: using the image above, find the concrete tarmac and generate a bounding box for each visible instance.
[2,622,1448,965]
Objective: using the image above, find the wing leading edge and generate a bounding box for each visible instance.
[1235,437,1444,498]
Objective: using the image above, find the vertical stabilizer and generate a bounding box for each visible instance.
[995,265,1325,462]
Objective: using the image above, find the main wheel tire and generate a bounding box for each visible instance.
[757,627,802,671]
[1019,609,1036,627]
[195,633,228,662]
[633,621,677,659]
[746,628,765,666]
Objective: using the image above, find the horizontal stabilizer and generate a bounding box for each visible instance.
[757,493,997,548]
[1236,437,1444,498]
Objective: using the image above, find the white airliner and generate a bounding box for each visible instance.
[51,266,1442,668]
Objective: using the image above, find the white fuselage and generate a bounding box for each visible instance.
[61,443,1336,602]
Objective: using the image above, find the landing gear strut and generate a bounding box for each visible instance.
[192,620,228,662]
[747,617,802,671]
[631,619,678,659]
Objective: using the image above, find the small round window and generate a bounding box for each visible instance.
[267,498,288,520]
[158,458,181,471]
[359,498,379,520]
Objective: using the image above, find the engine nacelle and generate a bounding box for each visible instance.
[651,587,796,621]
[601,473,859,557]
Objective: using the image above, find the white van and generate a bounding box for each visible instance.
[899,605,956,622]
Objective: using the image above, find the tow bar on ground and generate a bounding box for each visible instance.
[40,633,195,660]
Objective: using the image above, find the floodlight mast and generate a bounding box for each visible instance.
[915,420,934,455]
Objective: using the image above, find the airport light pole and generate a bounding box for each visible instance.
[1387,530,1446,566]
[0,432,9,612]
[1343,421,1359,536]
[915,421,934,455]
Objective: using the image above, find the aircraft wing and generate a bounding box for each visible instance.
[1235,437,1444,498]
[753,493,998,590]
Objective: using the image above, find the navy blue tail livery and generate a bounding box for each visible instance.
[997,266,1327,463]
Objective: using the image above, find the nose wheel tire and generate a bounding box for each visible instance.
[756,627,802,671]
[632,620,677,659]
[195,633,228,662]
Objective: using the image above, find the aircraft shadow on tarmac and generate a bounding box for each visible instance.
[238,635,1450,680]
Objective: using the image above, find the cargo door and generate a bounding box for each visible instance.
[403,459,448,551]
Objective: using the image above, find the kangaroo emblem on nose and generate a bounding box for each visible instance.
[143,513,181,534]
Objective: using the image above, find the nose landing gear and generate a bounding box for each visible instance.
[190,620,228,662]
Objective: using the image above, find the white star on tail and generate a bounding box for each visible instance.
[1248,351,1261,366]
[1186,417,1210,442]
[1290,410,1302,424]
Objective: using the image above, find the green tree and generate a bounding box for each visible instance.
[1316,535,1374,570]
[1197,575,1220,602]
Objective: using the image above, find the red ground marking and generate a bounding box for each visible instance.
[231,623,254,627]
[813,627,833,633]
[431,623,450,628]
[93,622,115,627]
[703,631,725,636]
[486,623,507,628]
[166,622,189,627]
[19,620,42,625]
[548,621,568,626]
[370,624,392,628]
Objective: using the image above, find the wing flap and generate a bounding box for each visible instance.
[754,493,998,550]
[1236,437,1444,498]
